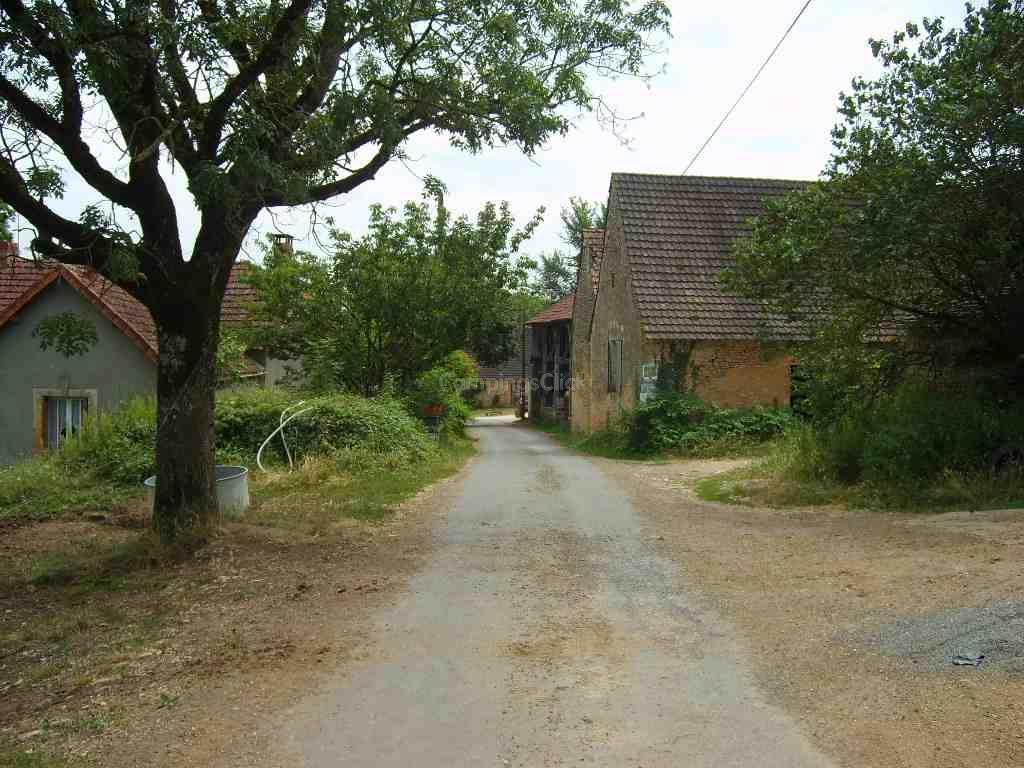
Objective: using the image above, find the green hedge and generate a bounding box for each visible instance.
[59,388,438,486]
[217,388,437,464]
[627,393,794,454]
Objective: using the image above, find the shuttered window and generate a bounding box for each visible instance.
[607,338,623,393]
[44,397,88,450]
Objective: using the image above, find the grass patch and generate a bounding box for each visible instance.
[0,750,67,768]
[0,458,138,523]
[248,437,476,533]
[526,419,644,460]
[24,535,166,593]
[692,431,1024,512]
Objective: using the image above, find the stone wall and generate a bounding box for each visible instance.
[474,377,520,408]
[570,234,599,431]
[579,202,647,432]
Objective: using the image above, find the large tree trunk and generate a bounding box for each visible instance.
[152,302,222,546]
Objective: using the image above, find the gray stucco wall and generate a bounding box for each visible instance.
[0,279,156,464]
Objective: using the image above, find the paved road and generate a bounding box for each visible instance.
[279,418,833,767]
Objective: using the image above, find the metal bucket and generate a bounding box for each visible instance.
[143,465,250,520]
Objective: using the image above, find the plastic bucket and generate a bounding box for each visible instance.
[143,465,250,520]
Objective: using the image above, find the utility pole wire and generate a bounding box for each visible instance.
[682,0,815,175]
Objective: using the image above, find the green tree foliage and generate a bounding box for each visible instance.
[559,197,608,253]
[0,0,668,542]
[727,1,1024,412]
[248,182,538,394]
[532,250,575,300]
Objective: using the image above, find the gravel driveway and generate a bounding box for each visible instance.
[269,417,832,767]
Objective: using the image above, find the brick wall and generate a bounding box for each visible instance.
[689,341,794,408]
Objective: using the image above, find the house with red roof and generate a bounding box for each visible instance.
[0,250,284,463]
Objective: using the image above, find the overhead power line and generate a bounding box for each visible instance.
[682,0,815,175]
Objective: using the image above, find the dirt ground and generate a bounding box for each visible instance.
[600,457,1024,768]
[0,464,468,767]
[6,444,1024,767]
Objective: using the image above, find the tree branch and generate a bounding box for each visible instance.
[0,75,134,207]
[0,0,84,133]
[0,154,118,272]
[199,0,315,160]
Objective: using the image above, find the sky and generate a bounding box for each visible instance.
[15,0,971,263]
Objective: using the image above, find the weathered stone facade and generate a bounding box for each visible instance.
[569,173,805,433]
[577,203,647,431]
[569,229,604,431]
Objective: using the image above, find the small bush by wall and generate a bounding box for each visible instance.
[626,393,794,455]
[61,396,158,485]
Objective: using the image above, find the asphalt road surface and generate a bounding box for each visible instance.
[278,416,833,767]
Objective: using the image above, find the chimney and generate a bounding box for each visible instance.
[271,232,294,257]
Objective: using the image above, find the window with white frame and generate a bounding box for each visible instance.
[44,396,89,450]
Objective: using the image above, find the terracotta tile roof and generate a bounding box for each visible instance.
[526,293,575,325]
[612,173,812,341]
[581,228,605,295]
[0,256,259,361]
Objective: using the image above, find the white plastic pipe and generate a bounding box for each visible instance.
[277,400,308,469]
[256,406,315,473]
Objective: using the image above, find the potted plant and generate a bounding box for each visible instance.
[422,402,448,417]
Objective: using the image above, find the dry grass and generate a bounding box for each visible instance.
[0,439,475,767]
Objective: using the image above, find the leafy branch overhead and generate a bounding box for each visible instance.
[0,0,669,291]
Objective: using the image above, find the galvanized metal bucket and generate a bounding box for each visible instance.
[143,465,250,520]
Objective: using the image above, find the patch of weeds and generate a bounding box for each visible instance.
[157,692,179,709]
[694,477,743,504]
[28,535,166,593]
[72,712,111,736]
[249,438,475,533]
[527,420,645,460]
[0,457,138,524]
[25,660,65,685]
[0,749,67,768]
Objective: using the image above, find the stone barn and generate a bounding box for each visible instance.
[571,173,810,432]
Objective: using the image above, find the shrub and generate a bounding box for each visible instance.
[408,352,478,436]
[217,388,438,465]
[791,381,1024,490]
[626,393,794,454]
[61,396,157,485]
[58,389,438,487]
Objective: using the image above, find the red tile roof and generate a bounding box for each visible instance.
[0,256,259,361]
[611,173,811,341]
[526,294,574,325]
